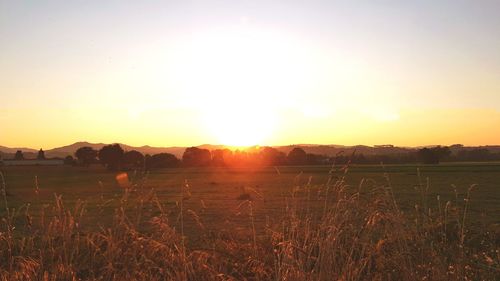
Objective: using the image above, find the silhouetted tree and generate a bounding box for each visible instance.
[144,154,152,168]
[75,147,98,167]
[417,146,451,164]
[306,153,329,165]
[98,144,124,171]
[211,149,232,166]
[287,147,307,165]
[64,155,76,166]
[228,150,252,167]
[122,150,144,170]
[182,147,211,166]
[260,147,287,166]
[437,146,451,160]
[455,148,497,162]
[37,149,46,160]
[14,150,24,160]
[146,153,180,169]
[418,148,438,164]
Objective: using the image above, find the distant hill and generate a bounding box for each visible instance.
[43,142,188,158]
[0,142,187,159]
[42,142,107,158]
[2,142,500,160]
[0,146,39,160]
[275,144,414,156]
[0,146,38,154]
[448,144,500,154]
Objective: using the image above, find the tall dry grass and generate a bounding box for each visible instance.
[0,168,498,280]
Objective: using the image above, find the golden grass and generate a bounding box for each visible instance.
[0,168,498,280]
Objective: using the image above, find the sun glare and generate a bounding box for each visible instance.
[166,26,314,146]
[202,105,276,147]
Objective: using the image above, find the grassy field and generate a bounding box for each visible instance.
[0,163,499,280]
[1,163,499,226]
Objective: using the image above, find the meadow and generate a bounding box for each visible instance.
[0,163,499,280]
[2,163,499,226]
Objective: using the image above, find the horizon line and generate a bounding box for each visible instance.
[2,141,500,152]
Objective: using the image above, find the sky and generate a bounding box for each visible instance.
[1,0,500,149]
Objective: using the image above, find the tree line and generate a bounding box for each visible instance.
[67,144,500,171]
[6,144,500,170]
[66,145,325,171]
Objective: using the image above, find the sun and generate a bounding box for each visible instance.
[165,25,315,146]
[202,106,276,147]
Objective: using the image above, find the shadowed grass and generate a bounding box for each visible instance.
[0,168,498,280]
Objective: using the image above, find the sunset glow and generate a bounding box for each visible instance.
[203,105,277,147]
[170,27,308,146]
[2,2,500,279]
[1,1,500,148]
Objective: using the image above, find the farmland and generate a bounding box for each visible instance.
[2,163,500,223]
[1,163,499,231]
[1,163,499,280]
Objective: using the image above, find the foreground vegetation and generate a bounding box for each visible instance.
[0,165,499,280]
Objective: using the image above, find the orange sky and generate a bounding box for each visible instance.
[1,1,500,149]
[2,107,499,149]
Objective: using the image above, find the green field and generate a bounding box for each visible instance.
[1,163,499,232]
[1,163,499,280]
